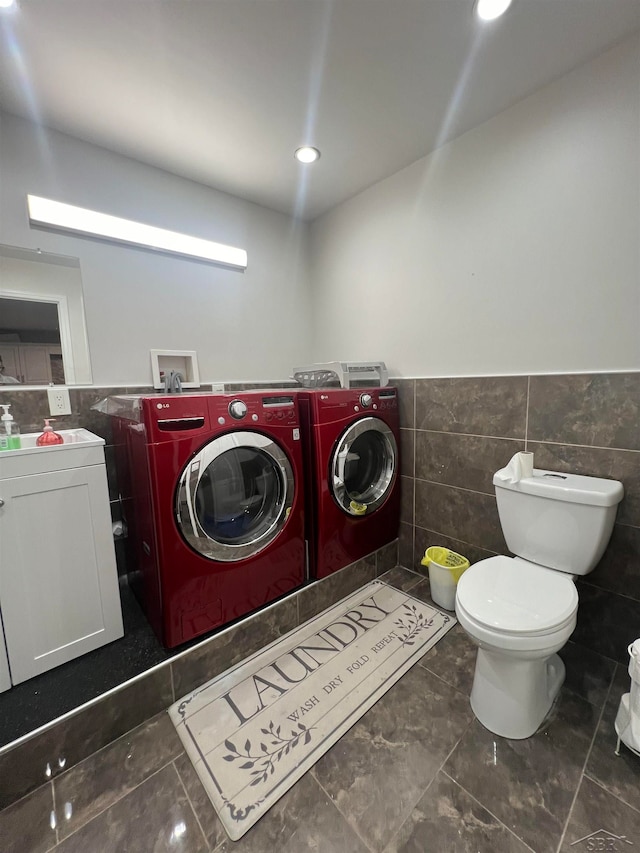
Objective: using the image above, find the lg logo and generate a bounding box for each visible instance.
[156,403,170,409]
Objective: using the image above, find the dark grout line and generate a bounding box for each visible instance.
[525,375,531,450]
[51,711,176,795]
[50,757,179,847]
[170,662,176,704]
[416,662,470,701]
[381,764,442,853]
[563,639,620,669]
[615,520,640,531]
[410,522,500,558]
[413,476,497,498]
[49,779,59,850]
[441,769,538,853]
[527,438,640,455]
[412,426,525,442]
[405,427,640,456]
[555,664,618,853]
[373,706,475,852]
[577,577,640,607]
[582,772,640,817]
[310,771,377,853]
[412,378,416,432]
[172,758,213,852]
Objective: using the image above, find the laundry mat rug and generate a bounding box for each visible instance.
[169,580,456,840]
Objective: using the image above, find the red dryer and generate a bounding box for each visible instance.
[111,391,306,647]
[299,387,401,579]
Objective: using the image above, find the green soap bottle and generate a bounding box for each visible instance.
[0,404,21,450]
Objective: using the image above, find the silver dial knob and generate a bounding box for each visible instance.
[229,400,248,419]
[360,393,373,408]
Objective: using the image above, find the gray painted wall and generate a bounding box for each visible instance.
[309,34,640,377]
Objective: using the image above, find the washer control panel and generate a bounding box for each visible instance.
[140,392,300,439]
[262,395,297,424]
[209,393,298,427]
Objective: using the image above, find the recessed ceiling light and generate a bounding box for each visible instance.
[475,0,513,21]
[0,0,16,8]
[294,146,321,164]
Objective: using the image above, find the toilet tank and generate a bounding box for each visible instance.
[494,469,624,575]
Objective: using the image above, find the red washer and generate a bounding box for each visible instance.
[298,387,400,579]
[111,391,305,647]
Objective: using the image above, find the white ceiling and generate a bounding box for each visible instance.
[1,1,639,221]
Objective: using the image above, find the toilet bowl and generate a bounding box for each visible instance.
[455,465,623,740]
[456,556,578,738]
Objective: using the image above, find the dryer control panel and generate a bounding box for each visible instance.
[310,387,398,424]
[208,393,299,428]
[138,392,300,441]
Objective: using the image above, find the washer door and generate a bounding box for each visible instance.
[175,431,295,562]
[330,417,398,516]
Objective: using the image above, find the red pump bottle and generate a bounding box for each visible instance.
[36,419,64,446]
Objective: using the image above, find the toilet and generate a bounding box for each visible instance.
[455,467,624,739]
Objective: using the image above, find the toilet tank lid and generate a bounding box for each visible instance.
[493,468,624,507]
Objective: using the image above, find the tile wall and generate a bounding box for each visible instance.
[394,372,640,664]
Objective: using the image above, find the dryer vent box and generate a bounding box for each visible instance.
[151,350,200,390]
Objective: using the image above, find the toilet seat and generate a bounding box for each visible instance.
[455,555,578,649]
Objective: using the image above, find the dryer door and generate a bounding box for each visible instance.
[175,431,295,562]
[330,417,398,516]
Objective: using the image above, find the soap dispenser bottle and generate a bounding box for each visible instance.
[36,419,64,446]
[0,404,21,450]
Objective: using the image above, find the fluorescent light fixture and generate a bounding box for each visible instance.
[475,0,513,21]
[27,195,247,270]
[294,146,321,164]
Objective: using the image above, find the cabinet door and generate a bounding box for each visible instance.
[0,466,124,684]
[19,345,52,384]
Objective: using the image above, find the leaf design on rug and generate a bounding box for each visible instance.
[222,720,314,786]
[394,604,435,646]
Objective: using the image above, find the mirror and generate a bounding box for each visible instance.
[0,244,92,385]
[0,297,64,384]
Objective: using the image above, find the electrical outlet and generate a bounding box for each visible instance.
[47,387,72,416]
[211,382,225,393]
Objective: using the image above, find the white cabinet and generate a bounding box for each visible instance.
[0,343,63,384]
[0,430,123,688]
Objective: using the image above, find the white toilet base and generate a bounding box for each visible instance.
[470,648,566,739]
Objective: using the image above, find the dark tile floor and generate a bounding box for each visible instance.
[2,566,639,853]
